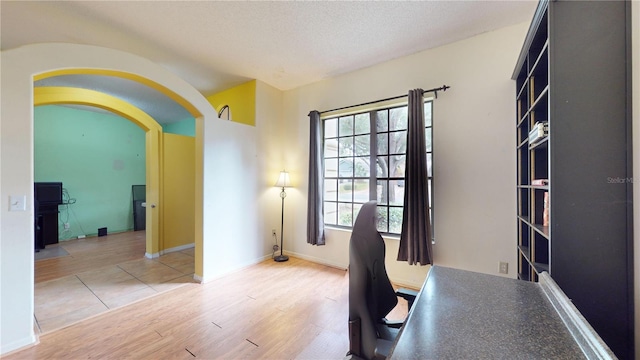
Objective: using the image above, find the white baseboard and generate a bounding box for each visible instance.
[284,250,347,271]
[283,250,423,289]
[387,277,424,291]
[0,333,38,357]
[193,249,422,290]
[197,254,273,284]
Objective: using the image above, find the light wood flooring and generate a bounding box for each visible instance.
[9,231,410,359]
[33,231,196,334]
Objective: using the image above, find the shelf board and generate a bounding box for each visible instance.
[518,271,532,281]
[518,216,550,239]
[517,114,528,127]
[532,223,550,239]
[519,89,548,126]
[519,246,549,275]
[530,85,549,110]
[532,185,549,191]
[517,185,549,190]
[518,215,530,224]
[533,262,550,274]
[529,136,548,150]
[516,79,528,101]
[518,245,531,259]
[528,40,549,77]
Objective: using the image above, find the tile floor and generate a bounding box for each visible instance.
[34,248,196,334]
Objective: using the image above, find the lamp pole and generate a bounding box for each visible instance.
[274,173,289,262]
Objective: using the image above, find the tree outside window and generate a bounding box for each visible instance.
[323,101,433,235]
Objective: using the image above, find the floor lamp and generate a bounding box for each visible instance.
[274,171,290,262]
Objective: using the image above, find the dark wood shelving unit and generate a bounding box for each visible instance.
[513,0,633,358]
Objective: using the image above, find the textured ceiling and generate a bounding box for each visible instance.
[2,1,537,123]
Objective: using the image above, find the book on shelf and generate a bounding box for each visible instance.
[528,121,549,145]
[543,191,550,227]
[532,179,549,186]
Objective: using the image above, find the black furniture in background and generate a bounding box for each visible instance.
[34,182,63,250]
[132,185,146,231]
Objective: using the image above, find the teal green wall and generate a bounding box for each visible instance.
[34,105,146,240]
[162,118,195,137]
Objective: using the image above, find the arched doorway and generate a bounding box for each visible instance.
[1,43,214,353]
[34,86,164,257]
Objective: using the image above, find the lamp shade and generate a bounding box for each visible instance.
[275,171,291,188]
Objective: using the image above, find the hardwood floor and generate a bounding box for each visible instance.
[35,231,148,283]
[33,232,196,333]
[10,233,410,359]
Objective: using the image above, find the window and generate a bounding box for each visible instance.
[323,101,433,235]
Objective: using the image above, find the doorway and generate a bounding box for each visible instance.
[34,85,164,257]
[32,86,196,334]
[1,44,212,354]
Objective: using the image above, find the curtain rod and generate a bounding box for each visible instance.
[319,85,450,114]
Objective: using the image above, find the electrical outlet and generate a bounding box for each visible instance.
[272,229,277,237]
[499,262,509,274]
[64,223,70,229]
[273,245,279,252]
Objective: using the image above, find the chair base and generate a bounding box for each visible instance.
[274,254,289,262]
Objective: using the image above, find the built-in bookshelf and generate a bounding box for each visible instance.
[515,1,549,283]
[513,0,633,358]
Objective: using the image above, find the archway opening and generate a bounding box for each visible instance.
[34,86,164,258]
[31,85,199,333]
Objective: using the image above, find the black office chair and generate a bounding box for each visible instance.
[347,201,417,360]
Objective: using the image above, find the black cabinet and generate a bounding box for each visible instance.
[34,182,63,250]
[513,0,633,358]
[132,185,146,231]
[35,205,59,250]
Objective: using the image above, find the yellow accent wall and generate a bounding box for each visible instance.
[206,80,256,126]
[162,133,195,251]
[194,118,204,277]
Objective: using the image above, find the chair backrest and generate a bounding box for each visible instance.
[349,201,398,359]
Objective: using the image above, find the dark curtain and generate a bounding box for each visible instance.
[397,89,433,265]
[307,110,325,245]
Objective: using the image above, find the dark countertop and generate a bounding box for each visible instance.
[388,266,586,359]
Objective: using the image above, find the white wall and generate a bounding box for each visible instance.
[0,43,216,355]
[200,119,264,280]
[199,80,286,281]
[0,49,36,355]
[280,22,530,287]
[255,81,288,257]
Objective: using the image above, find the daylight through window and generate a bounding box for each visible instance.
[323,101,433,235]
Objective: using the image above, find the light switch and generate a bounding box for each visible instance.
[9,195,27,211]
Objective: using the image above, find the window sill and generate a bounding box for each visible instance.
[324,225,401,241]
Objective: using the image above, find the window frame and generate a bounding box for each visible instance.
[322,99,434,237]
